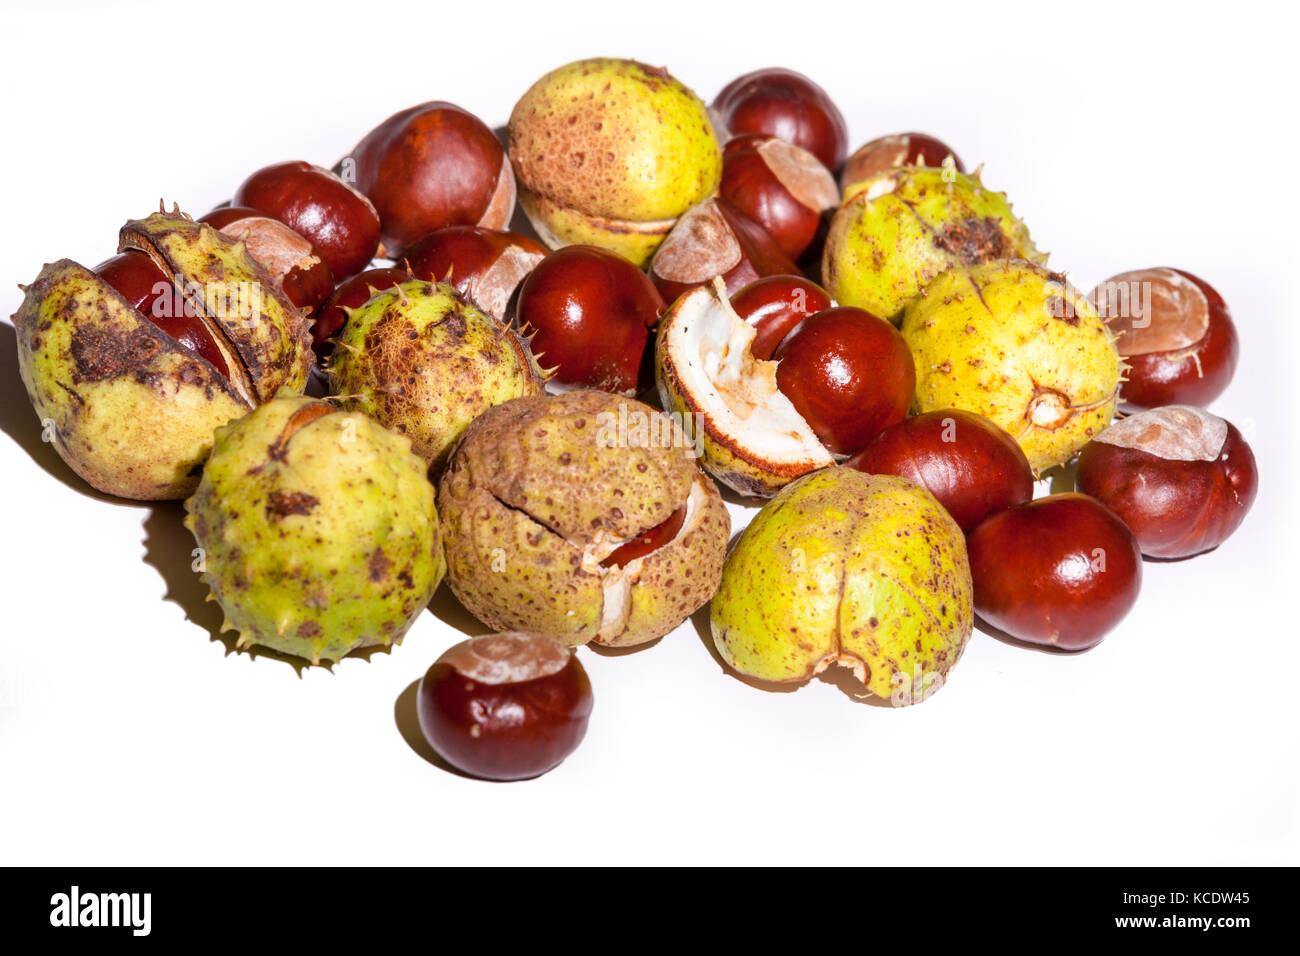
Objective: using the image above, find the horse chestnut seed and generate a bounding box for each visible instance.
[200,207,334,312]
[1075,405,1258,559]
[232,161,381,278]
[730,275,832,360]
[846,409,1033,533]
[719,134,839,259]
[515,245,665,394]
[773,306,915,456]
[404,226,546,321]
[1089,267,1239,411]
[840,132,965,190]
[416,632,593,781]
[649,197,797,304]
[967,494,1142,650]
[311,266,410,354]
[345,101,514,259]
[711,68,849,172]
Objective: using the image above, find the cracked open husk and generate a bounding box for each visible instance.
[901,259,1122,472]
[711,467,972,702]
[185,396,444,664]
[822,166,1042,321]
[10,211,313,499]
[437,390,729,647]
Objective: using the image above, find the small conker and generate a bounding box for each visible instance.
[649,197,797,304]
[1090,267,1239,411]
[719,134,839,259]
[232,161,380,278]
[515,244,665,394]
[311,266,410,354]
[773,306,915,456]
[404,226,546,321]
[967,493,1142,650]
[416,632,593,781]
[840,132,965,189]
[1075,405,1257,559]
[730,274,832,360]
[846,409,1033,533]
[200,207,334,313]
[345,102,514,258]
[711,68,848,172]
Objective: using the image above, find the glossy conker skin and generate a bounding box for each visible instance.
[719,134,839,260]
[404,226,546,320]
[773,306,915,455]
[840,132,964,189]
[93,252,230,377]
[649,197,797,304]
[311,266,410,354]
[416,632,593,781]
[1089,267,1238,412]
[200,207,334,312]
[730,275,832,360]
[846,409,1033,533]
[712,68,848,172]
[515,245,665,394]
[346,101,512,258]
[1075,406,1258,558]
[233,161,380,278]
[967,493,1142,650]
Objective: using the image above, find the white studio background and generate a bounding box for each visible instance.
[1,0,1296,865]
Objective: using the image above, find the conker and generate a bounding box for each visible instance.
[416,632,593,781]
[649,197,797,304]
[730,275,832,360]
[711,68,848,172]
[232,161,380,278]
[199,207,334,313]
[967,494,1142,650]
[1090,267,1239,411]
[719,134,839,259]
[773,306,915,455]
[345,101,514,258]
[1075,405,1258,559]
[404,226,546,321]
[840,132,964,189]
[846,409,1033,533]
[311,266,410,354]
[515,244,664,394]
[92,251,229,377]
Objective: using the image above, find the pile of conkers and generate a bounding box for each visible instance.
[9,58,1258,781]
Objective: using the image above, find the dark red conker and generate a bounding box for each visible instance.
[773,306,915,456]
[404,226,546,321]
[730,275,833,361]
[967,493,1142,651]
[1075,405,1257,559]
[233,161,380,278]
[712,68,849,172]
[719,134,839,260]
[515,245,665,394]
[840,132,965,189]
[846,409,1033,533]
[416,632,593,781]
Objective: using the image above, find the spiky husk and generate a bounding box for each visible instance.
[185,396,444,664]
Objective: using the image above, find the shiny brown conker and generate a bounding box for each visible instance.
[846,409,1034,533]
[404,226,546,320]
[232,161,380,278]
[711,68,849,172]
[1089,267,1239,412]
[773,306,915,455]
[719,134,839,259]
[730,275,833,361]
[1075,405,1258,559]
[416,632,593,781]
[967,493,1142,650]
[515,244,665,394]
[840,132,965,189]
[199,207,334,313]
